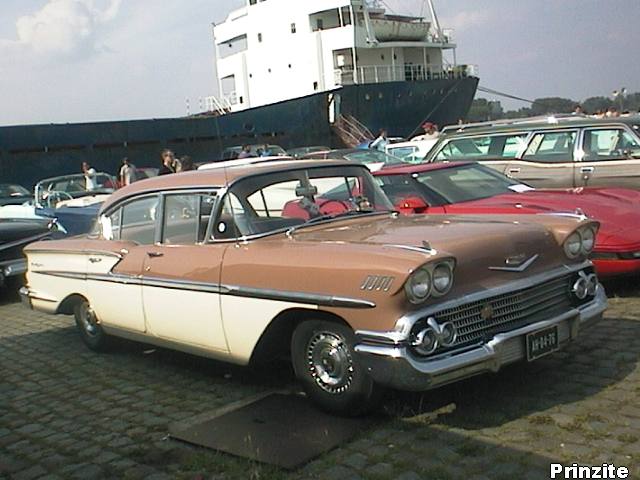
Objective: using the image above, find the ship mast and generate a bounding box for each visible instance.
[426,0,444,42]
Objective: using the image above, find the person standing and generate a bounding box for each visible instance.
[369,129,388,151]
[237,145,252,159]
[159,149,176,175]
[412,122,440,141]
[119,157,137,186]
[179,155,195,171]
[81,161,97,190]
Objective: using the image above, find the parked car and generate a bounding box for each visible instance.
[426,115,640,189]
[0,173,116,236]
[386,138,438,163]
[287,146,330,158]
[0,218,60,288]
[20,160,606,415]
[374,161,640,278]
[222,144,288,160]
[0,184,32,207]
[303,148,404,171]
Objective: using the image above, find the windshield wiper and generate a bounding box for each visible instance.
[286,209,396,236]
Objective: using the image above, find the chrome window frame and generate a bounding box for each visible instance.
[577,124,640,163]
[519,128,580,164]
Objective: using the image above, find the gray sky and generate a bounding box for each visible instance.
[1,0,639,126]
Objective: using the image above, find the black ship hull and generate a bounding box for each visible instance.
[0,77,478,187]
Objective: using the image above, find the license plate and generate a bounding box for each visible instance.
[526,326,559,361]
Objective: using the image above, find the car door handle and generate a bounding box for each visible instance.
[146,252,164,258]
[580,166,594,174]
[508,168,520,174]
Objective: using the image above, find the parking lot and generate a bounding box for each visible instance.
[1,279,639,480]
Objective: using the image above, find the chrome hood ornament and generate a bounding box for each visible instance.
[489,254,539,272]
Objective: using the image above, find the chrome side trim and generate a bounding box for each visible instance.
[25,249,123,259]
[35,271,375,309]
[357,260,593,345]
[489,254,539,272]
[383,244,437,256]
[223,284,375,309]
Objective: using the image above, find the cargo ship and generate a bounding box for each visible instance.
[0,0,478,187]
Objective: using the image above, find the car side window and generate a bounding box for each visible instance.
[435,134,527,161]
[120,196,159,245]
[162,193,217,244]
[582,129,640,161]
[522,131,577,163]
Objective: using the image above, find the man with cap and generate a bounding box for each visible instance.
[412,122,440,141]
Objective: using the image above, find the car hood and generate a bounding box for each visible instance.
[446,188,640,250]
[291,213,570,291]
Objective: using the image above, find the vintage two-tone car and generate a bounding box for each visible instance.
[374,161,640,278]
[20,160,607,415]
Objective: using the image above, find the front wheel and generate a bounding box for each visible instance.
[74,299,109,352]
[291,320,382,416]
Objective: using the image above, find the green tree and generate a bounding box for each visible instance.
[529,97,577,116]
[468,98,504,122]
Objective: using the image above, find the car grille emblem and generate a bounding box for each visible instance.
[480,303,494,321]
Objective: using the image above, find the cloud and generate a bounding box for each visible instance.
[3,0,121,59]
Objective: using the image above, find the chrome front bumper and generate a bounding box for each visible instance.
[354,286,607,392]
[0,259,27,285]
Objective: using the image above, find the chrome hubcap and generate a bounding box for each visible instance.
[307,331,354,394]
[79,302,99,337]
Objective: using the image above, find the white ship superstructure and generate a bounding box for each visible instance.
[211,0,466,113]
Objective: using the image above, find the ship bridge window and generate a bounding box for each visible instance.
[218,34,247,59]
[310,9,341,31]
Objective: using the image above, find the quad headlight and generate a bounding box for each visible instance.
[564,225,597,259]
[432,262,454,295]
[405,259,455,304]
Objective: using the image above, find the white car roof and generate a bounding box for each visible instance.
[198,156,294,171]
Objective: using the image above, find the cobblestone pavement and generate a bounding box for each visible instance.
[1,280,639,480]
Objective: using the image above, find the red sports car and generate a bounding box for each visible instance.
[374,162,640,278]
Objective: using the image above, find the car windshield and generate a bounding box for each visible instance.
[216,165,394,238]
[377,164,530,206]
[343,150,403,166]
[0,184,30,197]
[36,173,116,205]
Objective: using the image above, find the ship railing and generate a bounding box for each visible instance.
[204,95,234,115]
[334,64,478,86]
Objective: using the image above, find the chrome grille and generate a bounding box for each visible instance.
[433,274,574,348]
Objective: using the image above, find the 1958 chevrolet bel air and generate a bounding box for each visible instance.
[20,159,607,415]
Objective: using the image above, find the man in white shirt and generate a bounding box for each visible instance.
[119,157,137,186]
[82,162,97,190]
[412,122,440,141]
[370,129,388,151]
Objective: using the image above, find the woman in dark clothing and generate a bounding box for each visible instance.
[159,149,176,175]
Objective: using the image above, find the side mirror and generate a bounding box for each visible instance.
[398,196,429,214]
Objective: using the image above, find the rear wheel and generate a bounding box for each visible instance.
[74,299,109,351]
[291,319,382,416]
